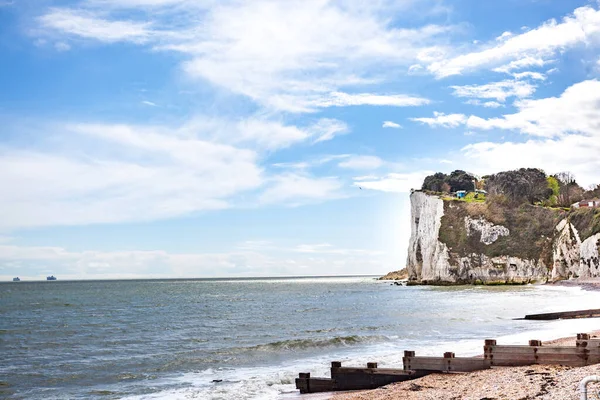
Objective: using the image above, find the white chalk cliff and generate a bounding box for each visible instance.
[406,191,600,285]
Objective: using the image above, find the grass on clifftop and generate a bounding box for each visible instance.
[442,192,486,203]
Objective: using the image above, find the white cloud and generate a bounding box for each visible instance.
[427,5,600,77]
[0,124,262,229]
[511,71,546,80]
[0,115,354,230]
[353,172,430,193]
[465,100,503,108]
[310,92,430,109]
[141,100,158,106]
[293,243,383,256]
[414,80,600,139]
[39,8,156,43]
[493,57,549,73]
[258,174,345,206]
[382,121,402,129]
[0,241,392,280]
[450,80,536,102]
[411,112,467,128]
[36,1,447,112]
[495,31,513,41]
[309,118,349,144]
[465,80,600,138]
[459,80,600,187]
[54,41,71,51]
[462,135,600,188]
[338,155,384,170]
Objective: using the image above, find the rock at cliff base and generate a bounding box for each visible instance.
[378,268,408,281]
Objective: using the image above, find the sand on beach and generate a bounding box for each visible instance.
[330,331,600,400]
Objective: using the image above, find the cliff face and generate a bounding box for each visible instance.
[406,191,600,285]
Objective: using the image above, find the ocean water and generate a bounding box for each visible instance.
[2,277,600,400]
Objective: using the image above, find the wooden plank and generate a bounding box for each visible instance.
[485,346,537,354]
[332,367,414,376]
[535,347,588,355]
[577,339,600,347]
[295,377,335,394]
[522,308,600,320]
[403,356,490,372]
[331,367,427,391]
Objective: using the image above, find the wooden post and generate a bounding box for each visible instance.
[367,362,378,368]
[444,352,455,358]
[529,340,542,347]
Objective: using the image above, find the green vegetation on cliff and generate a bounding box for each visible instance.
[422,168,599,208]
[570,207,600,241]
[424,168,600,270]
[438,200,565,268]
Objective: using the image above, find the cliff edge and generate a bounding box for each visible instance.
[406,191,600,285]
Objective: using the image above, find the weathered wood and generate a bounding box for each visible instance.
[295,376,335,394]
[295,334,600,394]
[330,366,427,392]
[403,356,491,372]
[522,308,600,320]
[577,339,600,347]
[484,343,595,367]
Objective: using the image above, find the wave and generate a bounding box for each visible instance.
[228,335,389,354]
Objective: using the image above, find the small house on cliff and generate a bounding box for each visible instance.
[571,199,600,209]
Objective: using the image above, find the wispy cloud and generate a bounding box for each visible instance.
[338,155,384,170]
[411,112,468,128]
[0,241,391,280]
[424,5,600,78]
[353,172,430,193]
[259,174,345,206]
[38,8,157,43]
[450,80,536,103]
[35,0,448,112]
[382,121,402,129]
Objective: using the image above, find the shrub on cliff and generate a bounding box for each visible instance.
[421,172,447,192]
[421,170,476,193]
[485,168,551,205]
[554,172,585,207]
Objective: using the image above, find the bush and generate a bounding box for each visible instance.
[485,168,551,205]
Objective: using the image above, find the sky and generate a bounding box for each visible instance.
[1,0,600,280]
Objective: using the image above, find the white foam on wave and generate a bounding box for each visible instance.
[122,284,600,400]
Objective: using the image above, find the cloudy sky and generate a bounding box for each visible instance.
[1,0,600,280]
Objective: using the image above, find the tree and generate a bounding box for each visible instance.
[446,170,477,192]
[546,176,560,206]
[421,172,448,192]
[554,172,584,206]
[585,184,600,200]
[485,168,551,205]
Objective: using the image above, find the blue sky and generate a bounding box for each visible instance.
[1,0,600,279]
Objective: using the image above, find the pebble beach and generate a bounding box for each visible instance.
[332,330,600,400]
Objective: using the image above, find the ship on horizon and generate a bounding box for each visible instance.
[46,275,57,281]
[12,277,20,282]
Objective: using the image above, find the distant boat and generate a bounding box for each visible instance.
[12,277,20,282]
[46,275,57,281]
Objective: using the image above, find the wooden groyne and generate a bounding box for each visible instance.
[295,334,600,394]
[521,308,600,320]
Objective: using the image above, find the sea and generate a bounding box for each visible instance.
[2,276,600,400]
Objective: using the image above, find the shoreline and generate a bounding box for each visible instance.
[379,276,600,292]
[329,330,600,400]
